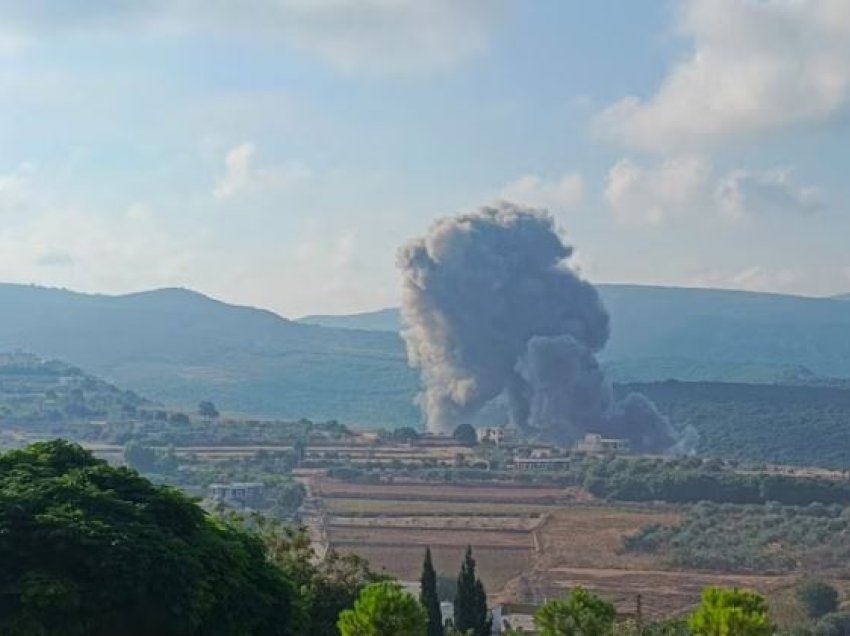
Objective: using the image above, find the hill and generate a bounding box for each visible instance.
[616,381,850,468]
[0,284,419,426]
[300,284,850,382]
[6,282,850,431]
[299,307,399,332]
[0,351,146,425]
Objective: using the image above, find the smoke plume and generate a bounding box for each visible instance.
[397,202,673,452]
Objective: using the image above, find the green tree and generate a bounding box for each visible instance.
[198,400,220,419]
[123,439,158,472]
[0,440,294,636]
[338,581,427,636]
[421,548,444,636]
[795,579,839,620]
[260,519,384,635]
[453,424,478,446]
[534,587,615,636]
[688,587,773,636]
[454,546,491,636]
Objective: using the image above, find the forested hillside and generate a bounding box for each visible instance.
[618,381,850,468]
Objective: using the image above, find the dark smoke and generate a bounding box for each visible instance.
[397,202,674,452]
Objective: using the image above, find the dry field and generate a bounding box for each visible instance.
[309,477,800,618]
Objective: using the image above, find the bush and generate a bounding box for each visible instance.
[795,579,839,620]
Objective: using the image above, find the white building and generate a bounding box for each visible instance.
[208,482,265,508]
[574,433,629,455]
[477,426,516,446]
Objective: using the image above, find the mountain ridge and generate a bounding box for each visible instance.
[4,281,850,425]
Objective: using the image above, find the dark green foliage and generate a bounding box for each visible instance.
[420,548,443,636]
[795,579,839,620]
[453,424,477,446]
[617,381,850,468]
[810,612,850,636]
[578,456,850,506]
[382,427,421,443]
[625,501,850,573]
[454,547,491,636]
[260,520,385,636]
[198,400,220,418]
[0,440,294,636]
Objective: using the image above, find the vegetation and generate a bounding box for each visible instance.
[688,587,773,636]
[420,548,444,636]
[453,546,491,636]
[618,381,850,468]
[625,501,850,573]
[794,580,839,620]
[453,424,478,446]
[534,587,616,636]
[0,440,295,636]
[260,520,386,636]
[337,581,426,636]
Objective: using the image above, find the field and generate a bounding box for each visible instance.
[305,476,800,618]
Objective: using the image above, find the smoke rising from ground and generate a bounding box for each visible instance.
[398,203,674,452]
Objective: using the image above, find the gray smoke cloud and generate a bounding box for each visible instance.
[397,202,674,452]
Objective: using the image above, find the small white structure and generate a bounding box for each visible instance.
[575,433,629,455]
[209,482,264,508]
[477,426,516,446]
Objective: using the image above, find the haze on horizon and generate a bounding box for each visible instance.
[1,0,849,317]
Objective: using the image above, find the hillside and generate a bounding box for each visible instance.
[301,285,850,382]
[0,284,419,426]
[0,351,146,425]
[6,282,850,430]
[617,381,850,468]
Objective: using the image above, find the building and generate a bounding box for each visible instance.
[477,426,516,446]
[208,482,265,508]
[574,433,629,455]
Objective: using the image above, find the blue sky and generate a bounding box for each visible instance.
[0,0,848,316]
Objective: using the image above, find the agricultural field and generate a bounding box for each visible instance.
[305,475,812,619]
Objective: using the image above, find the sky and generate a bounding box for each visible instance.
[0,0,849,317]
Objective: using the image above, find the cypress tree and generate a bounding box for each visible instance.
[420,547,444,636]
[454,546,490,636]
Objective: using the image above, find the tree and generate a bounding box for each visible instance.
[0,440,294,636]
[688,587,773,636]
[534,587,615,636]
[454,546,491,636]
[198,400,220,419]
[123,439,159,472]
[338,581,427,636]
[453,424,477,446]
[421,548,444,636]
[260,519,385,636]
[795,579,839,620]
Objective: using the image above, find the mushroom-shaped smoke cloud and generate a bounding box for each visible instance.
[397,203,673,452]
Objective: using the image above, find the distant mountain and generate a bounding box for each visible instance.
[299,284,850,382]
[833,293,850,301]
[300,307,400,332]
[0,283,418,426]
[5,282,850,428]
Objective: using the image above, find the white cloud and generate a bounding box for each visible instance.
[715,169,824,220]
[497,172,584,213]
[595,0,850,152]
[0,0,506,73]
[604,156,711,225]
[213,142,310,199]
[604,156,823,225]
